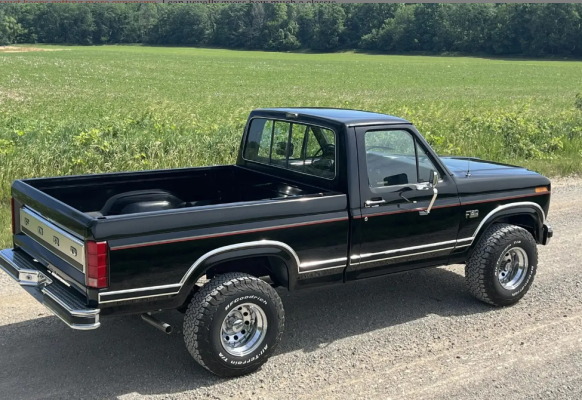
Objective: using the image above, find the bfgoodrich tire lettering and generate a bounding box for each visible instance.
[465,223,538,306]
[183,272,284,377]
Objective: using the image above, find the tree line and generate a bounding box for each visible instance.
[1,3,582,57]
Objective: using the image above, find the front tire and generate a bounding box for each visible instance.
[183,272,285,377]
[465,223,538,306]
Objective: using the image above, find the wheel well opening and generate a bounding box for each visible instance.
[495,214,539,241]
[205,256,289,289]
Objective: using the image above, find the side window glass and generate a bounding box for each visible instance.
[289,124,307,161]
[270,121,292,165]
[244,119,272,161]
[243,118,336,179]
[416,142,439,183]
[288,124,309,172]
[365,130,416,187]
[257,120,273,159]
[304,127,321,160]
[304,126,336,179]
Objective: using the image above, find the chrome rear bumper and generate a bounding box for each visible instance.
[0,248,100,330]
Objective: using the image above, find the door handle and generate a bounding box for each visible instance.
[365,199,386,208]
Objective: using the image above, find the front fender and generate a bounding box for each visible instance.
[470,201,546,247]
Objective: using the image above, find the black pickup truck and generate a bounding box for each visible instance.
[1,108,552,377]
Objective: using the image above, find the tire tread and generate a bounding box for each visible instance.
[465,223,538,306]
[183,272,284,377]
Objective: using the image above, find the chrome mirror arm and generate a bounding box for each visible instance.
[419,170,439,216]
[419,187,438,215]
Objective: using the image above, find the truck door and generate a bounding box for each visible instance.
[347,125,461,280]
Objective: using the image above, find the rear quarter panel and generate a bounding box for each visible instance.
[97,194,349,301]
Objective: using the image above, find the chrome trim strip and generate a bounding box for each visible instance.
[357,247,455,264]
[355,239,458,260]
[99,291,179,304]
[456,237,473,243]
[20,207,86,270]
[300,257,348,269]
[298,265,346,274]
[99,283,181,299]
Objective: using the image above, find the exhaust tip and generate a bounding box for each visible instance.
[141,313,173,335]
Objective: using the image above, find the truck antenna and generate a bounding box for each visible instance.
[466,158,472,177]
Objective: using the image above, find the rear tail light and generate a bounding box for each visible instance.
[11,198,16,235]
[86,241,108,288]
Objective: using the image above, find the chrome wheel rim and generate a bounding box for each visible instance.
[498,247,529,290]
[221,303,268,357]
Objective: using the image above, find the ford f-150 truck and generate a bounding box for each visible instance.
[0,108,552,377]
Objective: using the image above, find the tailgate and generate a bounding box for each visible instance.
[19,207,86,272]
[12,179,94,291]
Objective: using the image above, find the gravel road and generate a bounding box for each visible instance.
[0,178,581,400]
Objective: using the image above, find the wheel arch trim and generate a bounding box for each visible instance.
[180,240,300,288]
[468,201,545,246]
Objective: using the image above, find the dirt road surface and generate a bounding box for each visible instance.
[0,178,580,399]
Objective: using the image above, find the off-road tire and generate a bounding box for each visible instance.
[465,223,538,306]
[183,272,284,377]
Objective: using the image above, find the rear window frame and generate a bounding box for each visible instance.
[242,117,338,181]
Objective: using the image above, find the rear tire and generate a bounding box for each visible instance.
[465,223,538,306]
[183,272,284,377]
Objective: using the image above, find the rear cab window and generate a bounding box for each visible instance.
[243,118,337,180]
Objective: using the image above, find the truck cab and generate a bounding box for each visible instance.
[0,108,552,377]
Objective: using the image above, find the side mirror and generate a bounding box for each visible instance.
[430,170,439,187]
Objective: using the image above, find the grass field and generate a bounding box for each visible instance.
[1,45,582,245]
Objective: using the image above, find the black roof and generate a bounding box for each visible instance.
[253,108,410,126]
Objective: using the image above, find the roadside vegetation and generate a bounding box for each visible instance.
[0,46,581,245]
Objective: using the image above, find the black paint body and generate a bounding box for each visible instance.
[8,108,552,317]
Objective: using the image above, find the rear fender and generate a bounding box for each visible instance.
[180,240,300,294]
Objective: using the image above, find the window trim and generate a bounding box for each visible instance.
[363,128,440,191]
[242,117,338,181]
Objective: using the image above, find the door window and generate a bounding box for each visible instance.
[365,130,438,188]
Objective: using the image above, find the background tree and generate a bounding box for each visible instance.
[0,3,580,57]
[0,12,25,45]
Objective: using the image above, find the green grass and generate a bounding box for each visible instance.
[1,45,582,246]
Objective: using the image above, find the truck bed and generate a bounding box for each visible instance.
[21,165,327,218]
[11,165,348,302]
